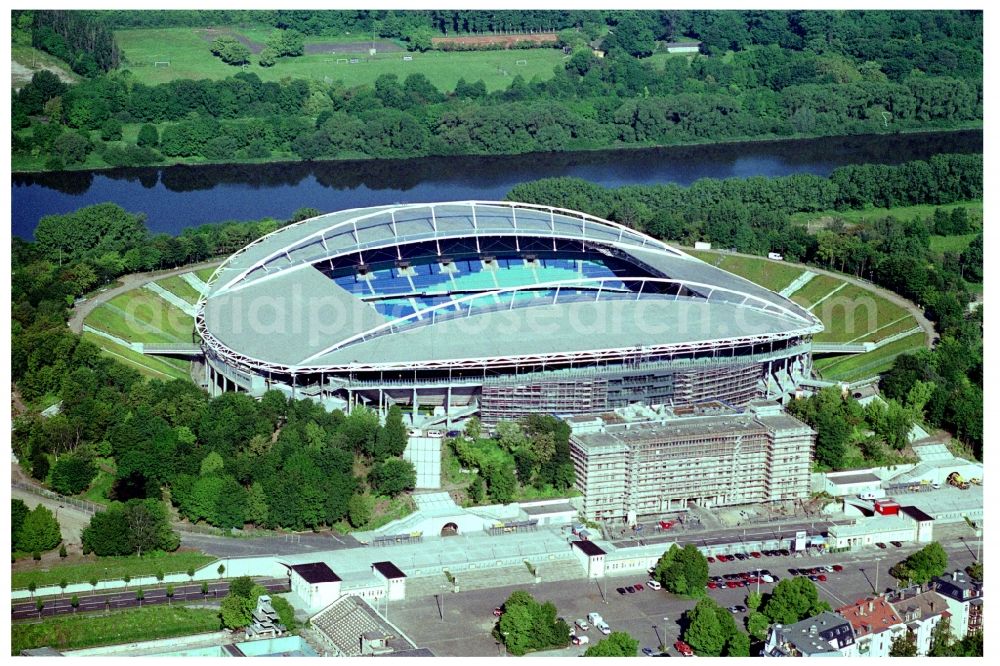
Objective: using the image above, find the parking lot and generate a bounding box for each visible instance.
[388,533,981,657]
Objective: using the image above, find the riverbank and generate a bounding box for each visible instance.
[11,122,982,176]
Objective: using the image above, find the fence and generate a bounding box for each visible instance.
[12,480,105,515]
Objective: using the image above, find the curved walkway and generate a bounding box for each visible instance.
[68,260,221,334]
[689,248,937,348]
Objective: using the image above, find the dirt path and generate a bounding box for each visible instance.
[690,247,937,348]
[68,260,221,335]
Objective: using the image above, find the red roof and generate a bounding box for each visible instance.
[836,597,903,636]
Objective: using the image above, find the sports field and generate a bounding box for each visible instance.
[115,27,566,91]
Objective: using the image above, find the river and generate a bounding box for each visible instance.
[11,130,982,239]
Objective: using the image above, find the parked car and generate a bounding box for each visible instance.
[891,541,903,548]
[832,565,844,572]
[647,580,662,590]
[634,583,645,591]
[761,575,775,583]
[822,565,834,573]
[780,549,791,556]
[726,581,739,588]
[493,607,503,617]
[642,647,656,656]
[876,542,887,549]
[597,622,612,635]
[734,553,747,560]
[706,556,716,563]
[809,575,819,581]
[572,635,590,646]
[575,619,590,631]
[751,552,762,558]
[818,574,828,582]
[674,640,694,657]
[617,587,627,595]
[707,582,718,589]
[626,586,636,594]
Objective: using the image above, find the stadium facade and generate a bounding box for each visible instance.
[197,202,823,423]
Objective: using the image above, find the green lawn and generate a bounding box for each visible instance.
[790,200,983,230]
[11,605,222,655]
[812,331,925,382]
[81,332,190,382]
[929,233,979,253]
[155,275,204,305]
[685,250,805,293]
[852,316,919,344]
[115,26,566,92]
[812,284,911,343]
[195,267,219,283]
[12,552,216,591]
[85,291,194,344]
[789,275,844,309]
[80,468,116,507]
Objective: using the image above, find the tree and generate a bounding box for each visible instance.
[52,132,92,165]
[374,405,408,460]
[211,35,251,66]
[496,590,570,655]
[370,458,416,497]
[483,461,516,504]
[654,544,708,597]
[463,416,481,440]
[200,451,225,477]
[136,587,145,606]
[156,570,165,584]
[747,611,770,640]
[246,481,269,526]
[166,584,175,605]
[584,631,639,656]
[218,564,226,579]
[762,577,831,625]
[36,599,44,619]
[59,544,67,558]
[71,594,80,612]
[137,123,159,148]
[725,631,751,657]
[683,597,726,656]
[59,579,68,597]
[28,581,37,598]
[123,574,131,589]
[746,591,763,613]
[18,505,62,553]
[12,499,29,551]
[270,595,297,630]
[890,632,918,656]
[468,475,485,504]
[892,541,949,585]
[928,616,955,656]
[258,47,277,68]
[51,451,97,495]
[220,592,250,628]
[89,577,98,594]
[187,567,196,582]
[347,492,374,528]
[100,117,123,141]
[228,576,255,599]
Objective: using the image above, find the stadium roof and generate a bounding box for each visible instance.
[198,202,822,373]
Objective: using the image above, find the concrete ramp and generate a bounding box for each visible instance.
[779,270,816,298]
[144,282,197,316]
[181,271,211,295]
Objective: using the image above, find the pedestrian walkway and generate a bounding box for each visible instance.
[181,271,210,295]
[779,270,816,298]
[144,282,197,316]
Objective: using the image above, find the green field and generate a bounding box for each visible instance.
[812,284,912,343]
[789,275,844,310]
[686,250,805,293]
[115,27,566,91]
[790,200,983,230]
[929,233,978,253]
[12,551,216,591]
[195,267,219,283]
[82,332,190,381]
[86,291,194,344]
[812,331,925,382]
[11,605,222,655]
[155,275,204,305]
[11,43,81,89]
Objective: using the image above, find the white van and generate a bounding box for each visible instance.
[647,580,662,590]
[587,612,603,625]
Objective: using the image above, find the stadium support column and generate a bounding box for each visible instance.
[446,385,453,428]
[412,387,418,420]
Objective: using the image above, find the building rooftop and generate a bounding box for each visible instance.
[310,595,417,657]
[522,502,576,516]
[372,561,407,580]
[888,588,951,623]
[899,506,935,522]
[828,514,916,538]
[836,596,903,637]
[934,571,983,600]
[772,611,854,656]
[829,472,882,486]
[289,562,342,584]
[572,540,607,557]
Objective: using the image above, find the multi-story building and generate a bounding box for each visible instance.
[836,596,906,657]
[887,586,951,655]
[933,570,983,638]
[763,611,857,657]
[568,400,814,522]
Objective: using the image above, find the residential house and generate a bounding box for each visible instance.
[836,596,905,657]
[887,586,951,655]
[763,611,857,657]
[933,570,983,638]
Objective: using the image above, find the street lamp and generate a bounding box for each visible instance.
[652,624,662,651]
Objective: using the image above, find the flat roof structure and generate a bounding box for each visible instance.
[572,540,607,557]
[830,472,882,485]
[522,502,576,516]
[900,506,935,522]
[372,562,407,579]
[289,562,341,584]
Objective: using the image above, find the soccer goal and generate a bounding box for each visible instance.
[153,61,170,68]
[336,58,350,64]
[516,59,527,66]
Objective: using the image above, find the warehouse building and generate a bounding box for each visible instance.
[568,400,814,522]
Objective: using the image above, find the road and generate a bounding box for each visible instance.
[176,530,361,558]
[689,247,937,348]
[387,536,981,657]
[67,260,221,334]
[12,578,289,621]
[611,516,849,550]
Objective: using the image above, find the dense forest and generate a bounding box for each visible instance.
[12,10,982,171]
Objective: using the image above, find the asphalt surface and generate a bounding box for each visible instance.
[12,578,289,621]
[388,536,982,657]
[611,517,848,550]
[178,530,361,557]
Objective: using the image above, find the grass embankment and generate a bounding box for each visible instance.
[115,26,566,91]
[812,284,913,343]
[155,275,204,305]
[85,290,194,344]
[11,605,222,655]
[11,43,81,89]
[686,250,805,293]
[788,274,843,309]
[195,267,219,283]
[82,332,190,381]
[12,552,216,590]
[812,331,925,382]
[929,233,978,253]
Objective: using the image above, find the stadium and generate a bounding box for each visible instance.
[196,201,823,424]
